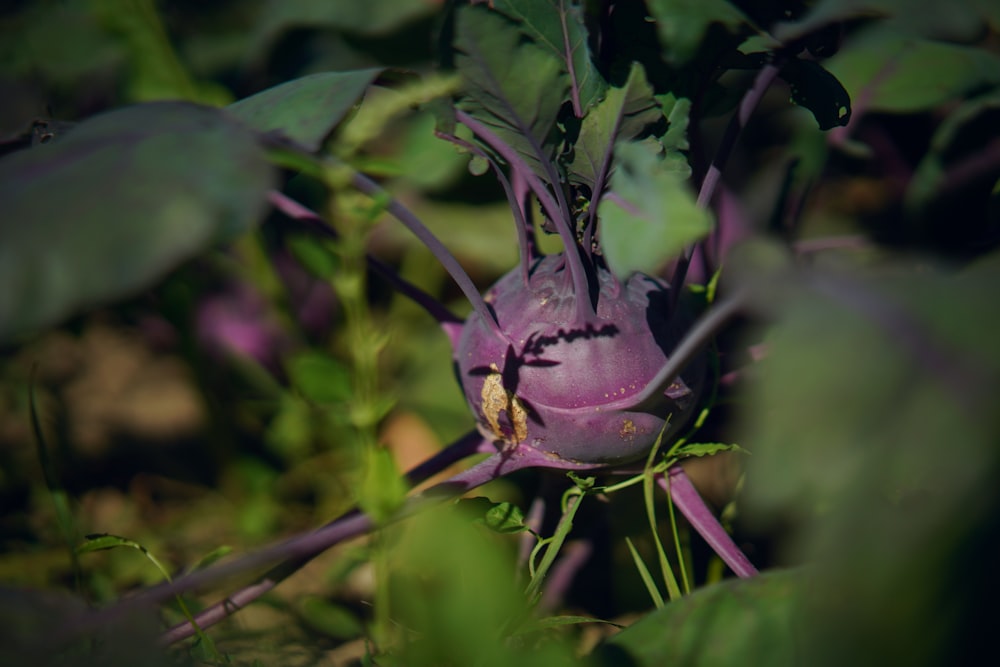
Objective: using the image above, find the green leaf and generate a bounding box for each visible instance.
[601,569,802,666]
[297,596,364,639]
[0,102,274,344]
[454,4,568,178]
[564,62,663,191]
[491,0,607,115]
[391,504,578,667]
[738,253,1000,666]
[462,498,530,534]
[646,0,753,64]
[905,89,1000,212]
[674,442,746,458]
[286,234,339,279]
[357,446,407,524]
[287,350,354,404]
[781,59,852,130]
[598,141,712,279]
[254,0,438,39]
[825,26,1000,114]
[774,0,1000,44]
[624,536,665,609]
[227,69,381,152]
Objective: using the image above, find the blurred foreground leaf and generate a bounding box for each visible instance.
[390,504,577,667]
[738,249,1000,666]
[826,26,1000,113]
[599,569,801,666]
[0,102,274,343]
[227,69,382,151]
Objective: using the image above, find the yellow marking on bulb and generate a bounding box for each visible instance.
[480,363,528,444]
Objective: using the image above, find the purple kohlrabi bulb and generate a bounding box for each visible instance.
[456,254,704,464]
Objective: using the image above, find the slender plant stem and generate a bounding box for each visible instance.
[348,171,508,342]
[608,288,748,409]
[267,191,463,342]
[660,466,758,579]
[434,131,536,290]
[110,440,603,646]
[671,61,783,303]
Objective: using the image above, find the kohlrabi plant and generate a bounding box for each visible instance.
[13,0,1000,665]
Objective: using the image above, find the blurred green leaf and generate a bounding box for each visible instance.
[598,141,711,279]
[646,0,753,64]
[286,234,339,279]
[0,102,274,344]
[906,89,1000,212]
[565,63,663,191]
[739,253,1000,666]
[454,4,568,178]
[774,0,1000,43]
[673,442,745,458]
[600,569,802,666]
[825,26,1000,113]
[288,350,354,404]
[91,0,230,105]
[390,504,577,667]
[781,59,852,130]
[227,69,382,152]
[255,0,438,40]
[297,596,363,639]
[357,446,407,524]
[491,0,608,115]
[513,614,620,635]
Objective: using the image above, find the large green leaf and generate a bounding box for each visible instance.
[736,249,1000,666]
[598,141,711,280]
[0,102,274,343]
[491,0,607,115]
[825,26,1000,114]
[564,63,663,191]
[599,569,802,666]
[226,69,381,152]
[454,4,568,178]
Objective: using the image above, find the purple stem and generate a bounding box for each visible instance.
[609,288,747,410]
[268,191,464,347]
[434,130,536,291]
[539,540,593,612]
[80,439,604,646]
[63,432,485,645]
[512,169,541,273]
[670,62,782,304]
[660,466,758,578]
[349,172,509,344]
[456,111,596,321]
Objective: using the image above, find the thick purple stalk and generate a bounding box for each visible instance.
[434,130,535,290]
[456,111,597,322]
[660,466,758,579]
